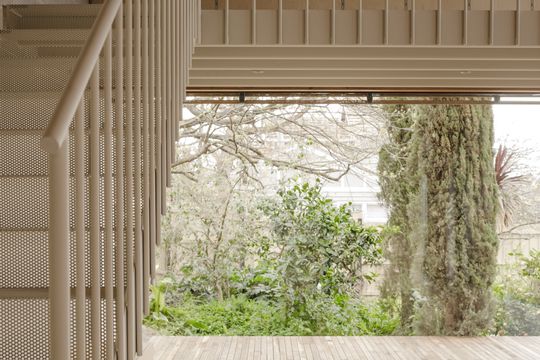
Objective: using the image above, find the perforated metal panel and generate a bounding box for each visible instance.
[0,299,50,360]
[0,1,186,357]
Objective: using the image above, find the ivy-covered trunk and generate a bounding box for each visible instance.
[408,103,499,335]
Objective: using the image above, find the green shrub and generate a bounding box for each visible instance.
[491,251,540,336]
[144,288,399,336]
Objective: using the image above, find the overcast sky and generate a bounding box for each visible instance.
[493,99,540,176]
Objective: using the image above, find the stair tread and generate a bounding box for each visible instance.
[1,28,91,40]
[7,4,101,18]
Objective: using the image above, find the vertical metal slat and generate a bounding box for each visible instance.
[437,0,442,45]
[252,0,257,44]
[384,0,389,44]
[463,0,468,45]
[104,31,114,360]
[133,0,144,354]
[49,137,71,360]
[305,0,309,44]
[278,0,283,44]
[149,0,157,283]
[142,0,151,317]
[75,99,86,360]
[490,0,495,45]
[332,0,336,44]
[357,0,362,44]
[113,4,126,359]
[410,0,415,45]
[124,0,136,357]
[90,63,101,360]
[225,0,229,44]
[161,0,167,215]
[515,0,521,45]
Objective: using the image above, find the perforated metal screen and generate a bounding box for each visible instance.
[0,11,114,358]
[1,1,189,357]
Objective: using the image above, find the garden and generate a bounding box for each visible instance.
[144,102,540,337]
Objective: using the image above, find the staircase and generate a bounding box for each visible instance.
[0,1,196,359]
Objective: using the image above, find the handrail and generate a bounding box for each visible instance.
[40,0,121,154]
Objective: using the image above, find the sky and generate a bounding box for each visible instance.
[493,99,540,176]
[183,100,540,175]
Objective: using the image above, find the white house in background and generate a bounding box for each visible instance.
[322,157,388,226]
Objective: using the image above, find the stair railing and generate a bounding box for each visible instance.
[40,0,199,359]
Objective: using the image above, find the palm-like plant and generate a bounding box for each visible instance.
[494,145,525,232]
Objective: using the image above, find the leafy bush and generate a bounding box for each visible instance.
[491,251,540,335]
[144,288,398,336]
[261,179,383,322]
[149,179,390,336]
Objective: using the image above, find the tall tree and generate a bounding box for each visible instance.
[377,105,415,333]
[408,103,499,335]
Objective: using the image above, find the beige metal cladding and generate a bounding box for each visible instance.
[193,0,540,92]
[0,0,198,359]
[0,0,538,359]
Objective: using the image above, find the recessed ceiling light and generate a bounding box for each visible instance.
[251,70,265,74]
[460,70,472,75]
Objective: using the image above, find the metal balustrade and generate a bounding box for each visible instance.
[0,0,539,359]
[1,0,199,358]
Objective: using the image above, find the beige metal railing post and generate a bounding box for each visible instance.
[90,63,101,360]
[278,0,283,44]
[142,0,151,316]
[166,0,172,188]
[113,4,126,359]
[48,142,70,360]
[331,0,336,44]
[125,0,136,357]
[489,0,495,45]
[225,0,229,44]
[134,0,144,354]
[357,0,362,44]
[185,1,189,94]
[305,0,309,44]
[155,0,163,244]
[149,0,157,282]
[463,0,468,45]
[410,0,415,45]
[515,0,521,45]
[252,0,256,44]
[384,0,388,44]
[160,0,167,215]
[174,0,179,144]
[198,0,202,44]
[436,0,442,44]
[104,31,114,360]
[74,100,86,360]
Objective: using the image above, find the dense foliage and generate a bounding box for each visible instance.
[378,103,499,335]
[377,105,415,332]
[261,180,383,324]
[492,250,540,335]
[409,104,499,335]
[147,180,395,335]
[145,289,398,336]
